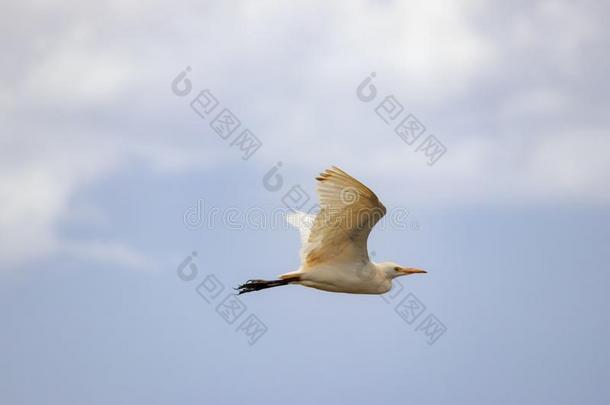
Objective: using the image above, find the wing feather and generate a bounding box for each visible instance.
[286,211,316,261]
[303,166,386,267]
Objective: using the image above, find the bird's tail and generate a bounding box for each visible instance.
[235,278,299,295]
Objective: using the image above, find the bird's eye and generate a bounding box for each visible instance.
[394,267,400,271]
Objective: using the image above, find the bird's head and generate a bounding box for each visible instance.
[376,261,427,279]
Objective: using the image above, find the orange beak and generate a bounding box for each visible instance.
[399,267,427,275]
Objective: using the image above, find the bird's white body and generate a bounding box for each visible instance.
[237,167,426,295]
[295,261,391,294]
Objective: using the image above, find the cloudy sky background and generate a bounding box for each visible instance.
[2,1,609,404]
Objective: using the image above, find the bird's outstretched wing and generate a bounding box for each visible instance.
[286,211,315,246]
[302,166,386,267]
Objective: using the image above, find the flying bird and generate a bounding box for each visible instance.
[236,166,426,295]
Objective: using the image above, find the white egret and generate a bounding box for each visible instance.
[236,166,426,295]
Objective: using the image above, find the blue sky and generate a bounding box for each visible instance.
[2,1,610,404]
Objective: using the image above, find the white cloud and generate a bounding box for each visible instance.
[1,0,608,271]
[0,132,123,269]
[501,87,569,116]
[60,240,156,271]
